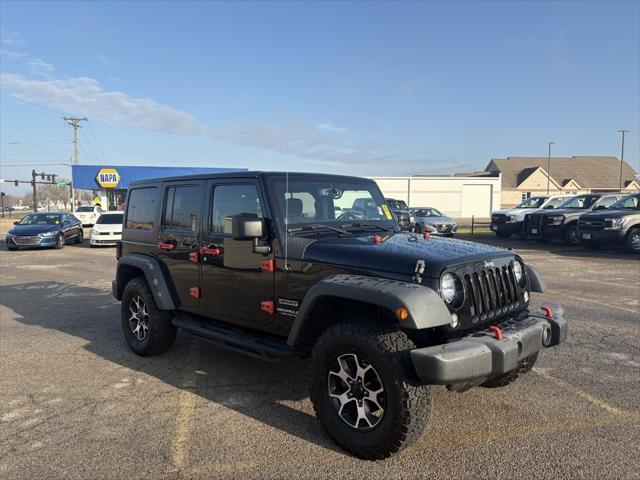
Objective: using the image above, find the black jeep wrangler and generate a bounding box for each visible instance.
[577,193,640,253]
[524,193,624,245]
[113,172,567,460]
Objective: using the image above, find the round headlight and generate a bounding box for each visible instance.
[513,260,524,284]
[440,273,457,304]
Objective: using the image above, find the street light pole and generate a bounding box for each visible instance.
[618,130,629,192]
[547,142,554,195]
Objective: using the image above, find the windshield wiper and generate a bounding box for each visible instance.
[287,223,351,235]
[339,222,392,232]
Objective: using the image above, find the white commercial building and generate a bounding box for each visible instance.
[370,175,502,218]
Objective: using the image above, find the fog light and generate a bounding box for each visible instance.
[524,291,529,303]
[450,313,459,328]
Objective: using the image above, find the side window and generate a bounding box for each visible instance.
[547,198,563,208]
[597,196,619,208]
[126,187,158,230]
[621,196,639,209]
[210,184,262,234]
[162,186,200,232]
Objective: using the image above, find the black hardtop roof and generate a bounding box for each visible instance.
[128,171,376,189]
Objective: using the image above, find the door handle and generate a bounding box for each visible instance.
[158,241,176,251]
[200,245,221,256]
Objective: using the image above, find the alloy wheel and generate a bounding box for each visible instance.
[128,295,149,341]
[327,353,385,430]
[631,232,640,251]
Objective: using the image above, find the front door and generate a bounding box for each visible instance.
[156,181,203,309]
[199,179,274,326]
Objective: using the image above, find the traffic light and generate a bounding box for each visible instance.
[14,180,19,187]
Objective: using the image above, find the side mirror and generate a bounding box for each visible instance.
[544,205,555,209]
[231,214,264,240]
[13,221,19,225]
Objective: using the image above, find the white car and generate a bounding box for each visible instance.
[490,194,575,238]
[89,211,124,247]
[75,205,104,227]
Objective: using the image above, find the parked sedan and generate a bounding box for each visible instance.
[74,205,104,227]
[90,211,124,247]
[410,207,458,236]
[5,212,83,250]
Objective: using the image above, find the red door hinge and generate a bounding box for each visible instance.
[158,241,176,251]
[260,259,275,272]
[188,251,200,263]
[189,287,201,298]
[260,300,275,315]
[200,246,221,256]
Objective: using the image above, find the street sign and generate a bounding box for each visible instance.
[95,168,121,189]
[56,181,68,187]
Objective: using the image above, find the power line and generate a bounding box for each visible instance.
[0,150,72,156]
[1,140,72,145]
[86,119,109,164]
[2,93,67,117]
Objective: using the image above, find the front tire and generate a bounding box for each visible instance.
[310,319,431,460]
[562,224,581,246]
[121,276,176,356]
[55,233,64,249]
[626,227,640,253]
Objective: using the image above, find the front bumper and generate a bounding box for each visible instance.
[411,304,567,386]
[578,229,625,242]
[90,233,121,246]
[491,220,522,234]
[527,224,563,239]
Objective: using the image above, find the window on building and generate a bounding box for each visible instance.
[210,184,262,234]
[521,192,531,201]
[126,187,157,230]
[162,186,200,232]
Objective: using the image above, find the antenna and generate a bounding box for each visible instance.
[284,172,289,271]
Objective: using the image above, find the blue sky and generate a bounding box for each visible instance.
[1,1,639,195]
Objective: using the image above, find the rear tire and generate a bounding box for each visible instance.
[121,276,176,356]
[626,227,640,253]
[310,319,431,460]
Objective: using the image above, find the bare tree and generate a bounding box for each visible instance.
[38,180,71,210]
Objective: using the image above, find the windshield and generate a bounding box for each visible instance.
[96,213,124,224]
[386,199,408,210]
[516,197,546,208]
[412,208,443,217]
[76,206,95,212]
[610,195,639,210]
[558,195,599,209]
[268,176,395,229]
[18,213,61,225]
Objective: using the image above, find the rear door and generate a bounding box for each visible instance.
[157,181,203,310]
[199,179,274,326]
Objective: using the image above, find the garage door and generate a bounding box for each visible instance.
[461,184,493,217]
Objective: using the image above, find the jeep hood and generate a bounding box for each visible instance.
[303,233,513,278]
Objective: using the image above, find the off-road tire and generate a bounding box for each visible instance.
[121,276,176,356]
[562,224,581,246]
[495,231,511,239]
[55,233,64,249]
[516,352,538,374]
[310,319,431,460]
[626,227,640,254]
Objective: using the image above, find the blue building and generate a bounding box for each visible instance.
[71,164,246,210]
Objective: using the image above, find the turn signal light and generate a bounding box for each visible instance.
[395,307,409,321]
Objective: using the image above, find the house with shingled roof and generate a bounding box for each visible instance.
[455,156,639,208]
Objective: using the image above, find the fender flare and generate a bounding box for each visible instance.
[526,264,546,293]
[113,254,178,310]
[286,274,453,346]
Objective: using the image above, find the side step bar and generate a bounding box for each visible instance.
[172,314,308,363]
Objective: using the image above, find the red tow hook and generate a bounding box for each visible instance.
[541,306,554,318]
[373,235,382,245]
[488,325,504,340]
[423,232,431,240]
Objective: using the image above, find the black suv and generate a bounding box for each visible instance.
[112,172,567,460]
[386,198,414,231]
[524,193,624,245]
[577,193,640,253]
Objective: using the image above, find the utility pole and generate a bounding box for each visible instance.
[618,130,629,192]
[63,116,87,165]
[547,142,554,195]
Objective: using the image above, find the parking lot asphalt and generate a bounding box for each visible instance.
[1,236,639,479]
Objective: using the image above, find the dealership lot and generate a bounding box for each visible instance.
[0,238,638,479]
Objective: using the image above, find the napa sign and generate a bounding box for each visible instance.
[95,168,121,189]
